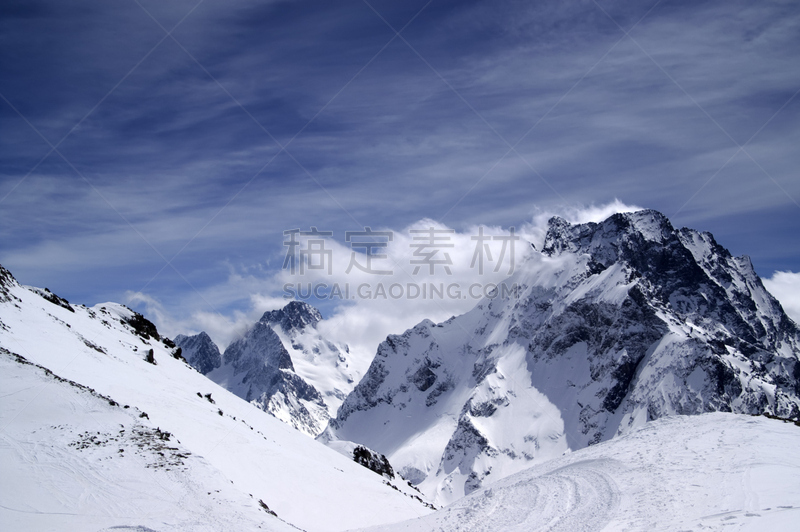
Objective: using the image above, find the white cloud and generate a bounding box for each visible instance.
[188,310,256,350]
[560,200,644,225]
[763,271,800,325]
[274,218,531,363]
[125,289,282,350]
[125,291,181,335]
[128,201,644,365]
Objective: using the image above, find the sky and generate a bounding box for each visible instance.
[1,0,799,354]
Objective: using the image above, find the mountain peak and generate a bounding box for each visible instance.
[261,301,323,331]
[541,209,678,271]
[543,209,674,258]
[175,298,358,438]
[174,331,222,375]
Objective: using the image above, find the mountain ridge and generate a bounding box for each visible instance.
[0,263,433,531]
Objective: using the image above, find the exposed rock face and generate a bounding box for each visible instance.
[353,445,395,479]
[262,301,323,332]
[27,286,75,313]
[326,209,800,505]
[0,265,19,304]
[174,332,222,375]
[121,311,160,341]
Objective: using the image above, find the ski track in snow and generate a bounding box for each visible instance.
[360,413,800,532]
[438,459,620,532]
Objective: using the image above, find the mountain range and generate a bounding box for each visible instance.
[2,208,800,529]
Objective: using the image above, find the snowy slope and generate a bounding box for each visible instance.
[358,413,800,532]
[326,210,800,505]
[185,301,359,437]
[0,349,296,532]
[0,265,433,531]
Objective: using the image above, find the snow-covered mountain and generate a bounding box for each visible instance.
[181,301,359,437]
[359,412,800,532]
[0,265,432,531]
[174,330,222,374]
[262,301,361,423]
[324,209,800,505]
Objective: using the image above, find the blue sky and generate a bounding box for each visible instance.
[1,0,799,348]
